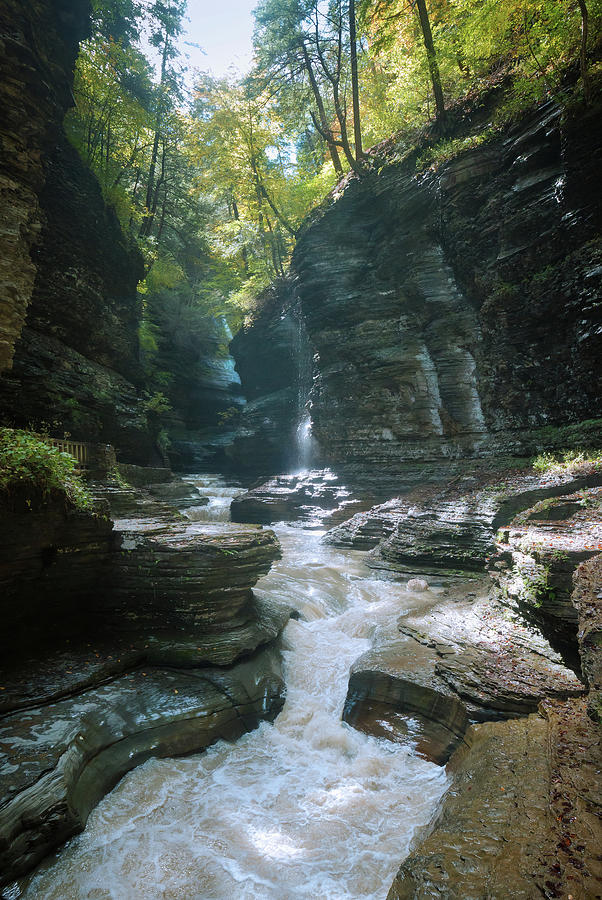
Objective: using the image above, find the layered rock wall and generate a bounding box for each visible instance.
[228,280,315,475]
[0,0,89,371]
[0,479,289,886]
[0,0,155,461]
[283,100,602,490]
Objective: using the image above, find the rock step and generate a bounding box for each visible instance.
[388,699,602,899]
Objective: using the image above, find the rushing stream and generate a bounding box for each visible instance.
[23,475,448,900]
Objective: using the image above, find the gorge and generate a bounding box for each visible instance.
[1,0,601,898]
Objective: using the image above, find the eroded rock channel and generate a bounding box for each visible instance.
[2,465,600,899]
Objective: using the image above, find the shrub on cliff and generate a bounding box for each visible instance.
[0,428,93,511]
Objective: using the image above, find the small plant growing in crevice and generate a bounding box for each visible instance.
[532,448,602,474]
[518,561,554,608]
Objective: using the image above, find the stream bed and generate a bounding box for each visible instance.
[23,476,448,900]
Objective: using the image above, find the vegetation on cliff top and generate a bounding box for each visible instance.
[70,0,602,326]
[0,428,94,511]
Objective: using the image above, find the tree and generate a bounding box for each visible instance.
[361,0,445,127]
[191,75,303,281]
[349,0,363,155]
[413,0,445,124]
[253,0,365,175]
[575,0,591,104]
[139,0,187,238]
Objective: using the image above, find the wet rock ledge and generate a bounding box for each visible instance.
[0,474,290,890]
[388,557,602,899]
[230,469,371,528]
[332,465,601,898]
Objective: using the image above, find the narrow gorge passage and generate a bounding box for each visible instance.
[23,476,448,900]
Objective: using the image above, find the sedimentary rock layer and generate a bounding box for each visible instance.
[228,282,315,475]
[0,0,154,459]
[491,485,602,664]
[0,648,285,888]
[327,461,602,574]
[0,476,291,888]
[0,0,88,371]
[230,470,366,527]
[388,700,602,899]
[0,487,114,655]
[287,101,602,490]
[342,576,583,765]
[109,516,284,664]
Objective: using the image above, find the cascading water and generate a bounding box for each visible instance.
[22,477,449,900]
[293,413,315,474]
[291,302,317,473]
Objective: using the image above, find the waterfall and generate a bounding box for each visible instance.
[291,301,317,473]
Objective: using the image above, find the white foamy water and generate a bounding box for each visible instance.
[180,474,246,522]
[23,479,448,900]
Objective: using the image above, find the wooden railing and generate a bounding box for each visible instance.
[47,439,115,472]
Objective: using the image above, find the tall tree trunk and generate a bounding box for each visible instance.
[301,43,343,175]
[231,194,249,274]
[129,167,141,228]
[105,120,111,173]
[140,35,169,236]
[414,0,445,124]
[349,0,362,158]
[576,0,591,105]
[155,188,168,244]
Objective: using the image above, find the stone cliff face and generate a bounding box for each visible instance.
[0,0,155,461]
[0,0,89,372]
[234,100,601,489]
[0,477,289,885]
[162,316,246,471]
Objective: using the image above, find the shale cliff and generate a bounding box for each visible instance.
[235,98,602,490]
[0,0,156,461]
[0,0,88,371]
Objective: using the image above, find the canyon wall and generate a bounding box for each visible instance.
[0,0,158,461]
[235,99,601,490]
[0,0,89,371]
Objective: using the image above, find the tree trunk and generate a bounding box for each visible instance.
[301,43,343,175]
[414,0,445,124]
[140,34,169,237]
[231,194,249,274]
[349,0,362,158]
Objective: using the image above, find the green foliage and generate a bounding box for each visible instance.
[532,448,602,473]
[519,560,553,607]
[142,391,172,416]
[217,406,242,428]
[361,0,602,139]
[415,127,498,170]
[0,428,94,511]
[156,428,171,455]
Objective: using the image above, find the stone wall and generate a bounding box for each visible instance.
[0,0,89,371]
[282,99,602,490]
[0,0,156,462]
[228,280,315,475]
